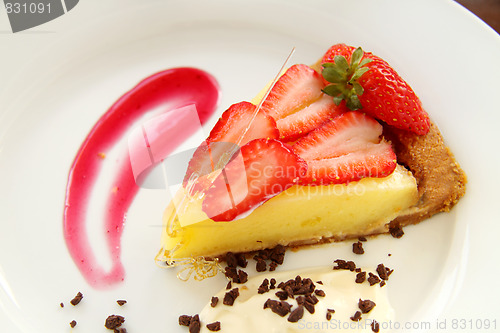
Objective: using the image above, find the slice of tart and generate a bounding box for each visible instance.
[156,44,466,264]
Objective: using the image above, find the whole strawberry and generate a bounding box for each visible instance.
[321,43,430,135]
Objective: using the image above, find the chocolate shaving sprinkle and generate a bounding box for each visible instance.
[223,288,239,306]
[210,296,219,307]
[380,280,386,287]
[69,320,77,328]
[263,299,292,317]
[238,269,248,284]
[255,259,267,272]
[353,241,364,254]
[270,278,277,289]
[314,289,325,297]
[287,305,304,322]
[206,321,221,331]
[179,315,192,327]
[356,271,366,284]
[224,267,248,284]
[225,252,238,268]
[104,315,125,330]
[389,224,404,238]
[358,299,376,313]
[326,309,335,321]
[114,328,127,333]
[269,261,278,271]
[60,302,64,308]
[70,292,83,306]
[371,320,380,332]
[359,236,367,242]
[316,280,323,285]
[117,300,127,306]
[188,314,201,333]
[226,281,232,290]
[350,310,362,322]
[376,263,393,281]
[333,259,356,271]
[258,278,270,294]
[275,290,289,301]
[236,253,248,268]
[355,268,362,272]
[367,273,380,286]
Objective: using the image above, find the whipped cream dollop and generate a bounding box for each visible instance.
[199,266,394,332]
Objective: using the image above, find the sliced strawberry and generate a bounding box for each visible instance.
[202,138,307,222]
[292,111,396,185]
[276,94,345,141]
[261,64,342,141]
[208,101,279,145]
[261,64,324,120]
[321,43,430,135]
[183,101,279,190]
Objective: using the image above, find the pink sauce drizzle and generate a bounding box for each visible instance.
[63,68,220,288]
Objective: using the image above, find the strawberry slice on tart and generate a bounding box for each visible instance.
[261,64,344,141]
[292,111,397,185]
[183,101,279,192]
[202,138,307,222]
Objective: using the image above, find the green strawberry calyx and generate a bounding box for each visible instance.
[321,47,372,110]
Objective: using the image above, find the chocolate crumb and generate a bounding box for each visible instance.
[256,259,267,272]
[358,299,376,313]
[269,261,278,271]
[353,241,364,254]
[60,302,64,308]
[287,305,304,322]
[371,320,380,332]
[367,273,380,286]
[236,253,248,268]
[355,268,362,272]
[258,278,270,294]
[223,288,239,306]
[270,278,277,289]
[117,300,127,306]
[314,289,325,297]
[389,224,404,238]
[69,320,77,328]
[238,269,248,284]
[275,290,289,301]
[388,253,392,257]
[380,280,386,287]
[226,281,232,290]
[179,315,192,326]
[210,296,219,307]
[326,308,335,321]
[333,259,356,271]
[70,292,83,306]
[189,314,201,333]
[225,252,238,268]
[296,296,316,314]
[358,236,367,242]
[114,328,127,333]
[316,280,323,285]
[376,263,393,281]
[355,271,366,284]
[350,310,362,322]
[105,315,125,330]
[263,299,292,317]
[206,321,221,331]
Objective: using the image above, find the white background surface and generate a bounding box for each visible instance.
[1,0,499,332]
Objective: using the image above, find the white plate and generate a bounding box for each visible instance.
[1,0,499,332]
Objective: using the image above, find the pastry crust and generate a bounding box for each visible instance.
[385,122,467,227]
